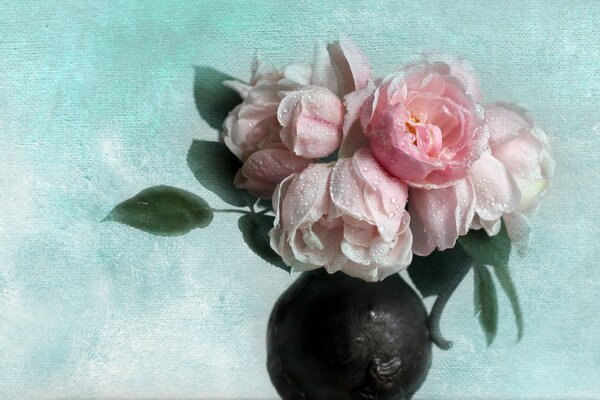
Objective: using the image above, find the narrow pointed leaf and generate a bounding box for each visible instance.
[493,266,524,341]
[458,221,511,268]
[104,185,213,236]
[473,264,498,346]
[187,139,255,207]
[238,213,290,273]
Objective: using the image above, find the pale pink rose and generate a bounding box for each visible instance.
[407,103,554,256]
[269,148,412,282]
[342,58,487,188]
[222,41,371,198]
[223,39,371,161]
[408,150,522,256]
[223,79,299,161]
[223,84,343,198]
[472,104,554,250]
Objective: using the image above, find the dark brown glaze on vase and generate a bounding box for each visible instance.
[267,269,432,400]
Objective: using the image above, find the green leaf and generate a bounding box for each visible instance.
[408,246,473,298]
[473,264,499,346]
[104,185,213,236]
[238,213,290,273]
[256,199,274,213]
[187,140,255,208]
[493,266,524,341]
[458,221,511,268]
[193,66,242,130]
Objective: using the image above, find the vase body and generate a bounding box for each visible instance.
[267,269,432,400]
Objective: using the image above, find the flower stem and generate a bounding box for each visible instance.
[210,208,252,215]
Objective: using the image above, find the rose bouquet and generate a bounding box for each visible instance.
[105,38,553,398]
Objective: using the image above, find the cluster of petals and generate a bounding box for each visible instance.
[221,39,553,281]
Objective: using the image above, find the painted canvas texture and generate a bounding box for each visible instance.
[0,1,599,398]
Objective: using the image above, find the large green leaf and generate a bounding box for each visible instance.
[193,66,242,130]
[493,266,524,341]
[104,185,213,236]
[473,264,499,346]
[238,213,290,273]
[458,222,511,268]
[408,245,473,298]
[187,140,255,208]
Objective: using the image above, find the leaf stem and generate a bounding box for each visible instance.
[427,260,473,350]
[210,208,252,215]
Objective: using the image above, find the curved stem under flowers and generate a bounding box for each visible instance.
[427,260,474,350]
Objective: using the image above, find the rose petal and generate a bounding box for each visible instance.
[471,152,521,221]
[339,83,375,158]
[310,43,338,92]
[281,163,332,231]
[270,175,299,267]
[341,261,379,282]
[425,54,482,102]
[282,64,312,86]
[223,80,299,160]
[409,178,475,256]
[223,80,252,99]
[327,38,372,96]
[330,157,371,220]
[353,148,408,242]
[485,103,533,147]
[374,213,413,268]
[278,88,343,158]
[493,131,543,180]
[234,147,313,198]
[291,219,345,272]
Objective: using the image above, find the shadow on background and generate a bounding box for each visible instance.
[189,66,248,207]
[193,65,242,131]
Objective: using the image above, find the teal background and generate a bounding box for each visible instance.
[1,1,599,398]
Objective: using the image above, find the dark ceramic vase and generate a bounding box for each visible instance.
[267,269,432,400]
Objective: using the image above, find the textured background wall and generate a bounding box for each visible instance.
[0,1,599,398]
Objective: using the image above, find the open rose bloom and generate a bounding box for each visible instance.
[223,39,554,281]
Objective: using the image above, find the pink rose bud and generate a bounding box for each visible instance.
[269,148,412,282]
[278,87,344,159]
[233,145,312,199]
